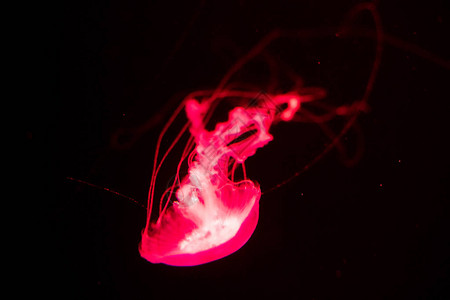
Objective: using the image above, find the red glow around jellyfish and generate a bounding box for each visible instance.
[139,2,384,266]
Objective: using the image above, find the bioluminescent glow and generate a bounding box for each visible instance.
[139,2,383,266]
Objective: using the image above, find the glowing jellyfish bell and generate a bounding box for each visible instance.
[139,91,305,266]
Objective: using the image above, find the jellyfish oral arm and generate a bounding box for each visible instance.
[279,96,301,121]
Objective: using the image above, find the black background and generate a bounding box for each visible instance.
[35,0,449,299]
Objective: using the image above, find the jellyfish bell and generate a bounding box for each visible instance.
[139,92,302,266]
[139,180,261,267]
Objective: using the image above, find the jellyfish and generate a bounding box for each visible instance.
[139,89,315,266]
[139,2,384,266]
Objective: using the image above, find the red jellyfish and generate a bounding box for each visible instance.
[139,91,311,266]
[139,2,384,267]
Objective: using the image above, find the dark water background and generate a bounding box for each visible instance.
[35,0,449,299]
